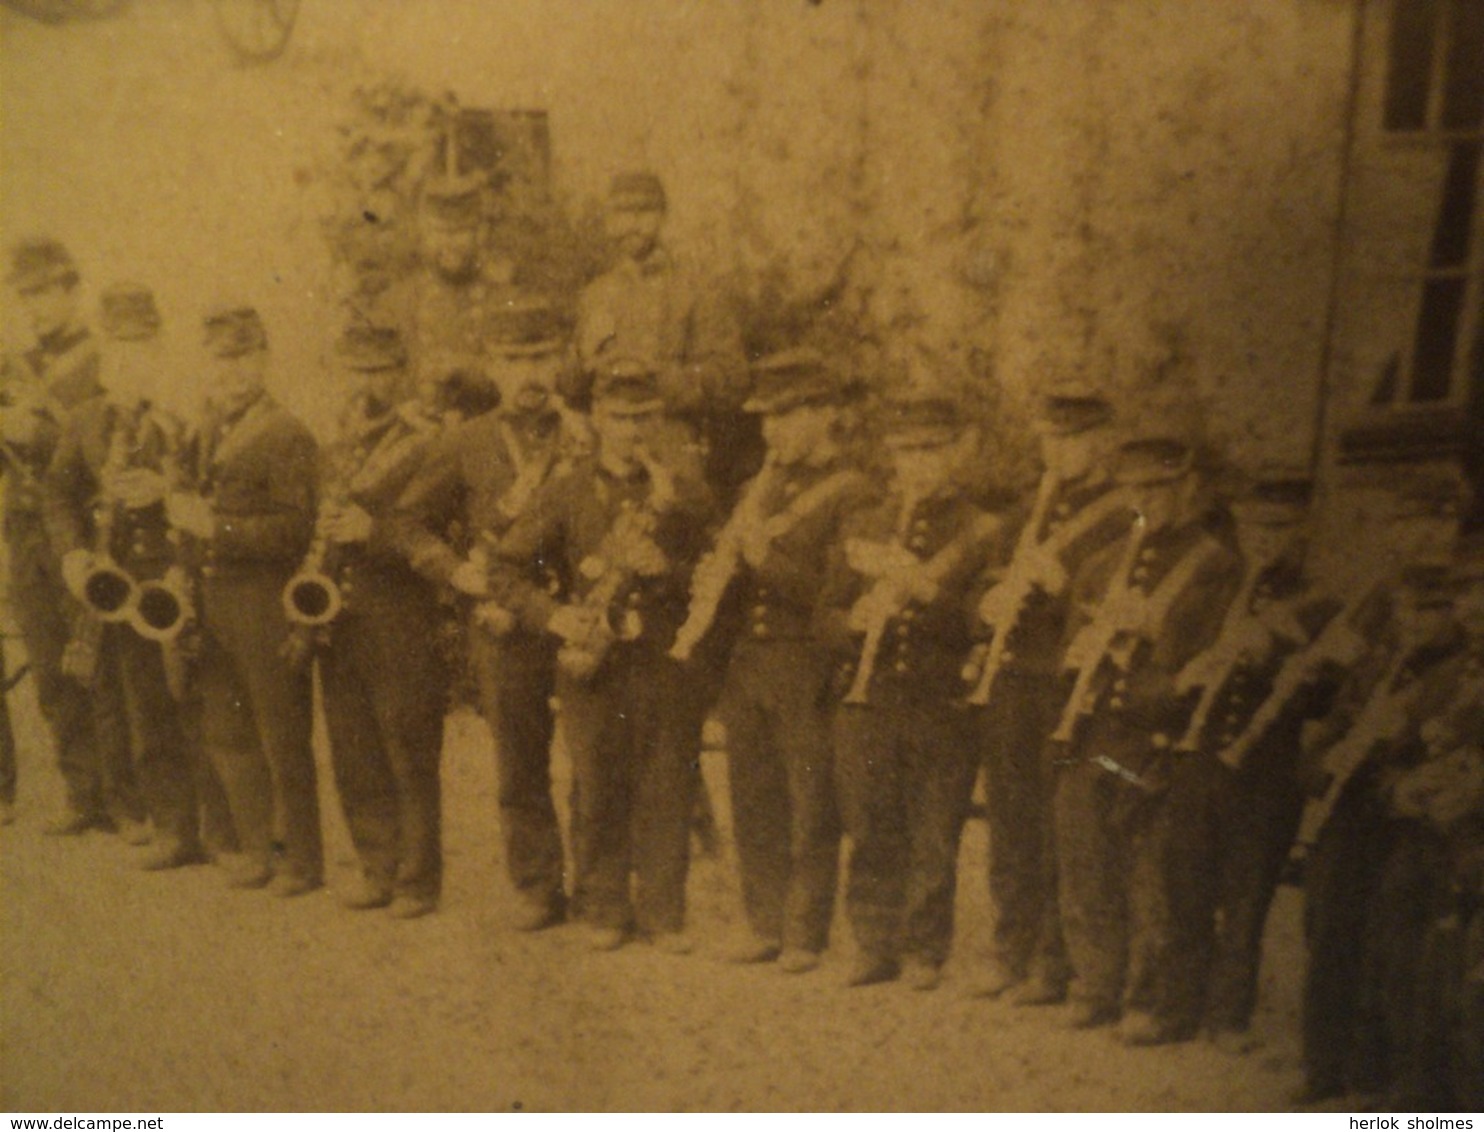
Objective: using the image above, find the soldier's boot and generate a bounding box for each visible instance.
[847,954,900,988]
[42,807,110,836]
[1116,1009,1180,1047]
[1063,997,1120,1030]
[1009,971,1068,1007]
[902,957,942,992]
[139,836,208,871]
[778,948,821,974]
[965,957,1023,999]
[388,893,437,920]
[725,933,782,964]
[341,875,394,910]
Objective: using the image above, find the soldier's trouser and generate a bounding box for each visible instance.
[468,627,564,908]
[558,646,696,935]
[198,572,320,882]
[835,696,978,965]
[1373,827,1458,1108]
[1302,765,1393,1095]
[322,584,446,901]
[1,644,16,806]
[979,670,1069,984]
[92,623,196,844]
[1053,716,1170,1016]
[720,640,840,954]
[5,514,113,818]
[1204,727,1305,1034]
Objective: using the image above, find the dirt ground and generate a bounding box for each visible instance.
[1,681,1320,1113]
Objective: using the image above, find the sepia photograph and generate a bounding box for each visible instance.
[1,0,1481,1114]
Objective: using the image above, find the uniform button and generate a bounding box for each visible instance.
[627,592,641,607]
[894,659,909,673]
[751,605,768,618]
[1138,547,1157,562]
[1054,503,1071,517]
[895,623,910,637]
[909,536,927,551]
[132,539,147,555]
[1113,678,1128,692]
[1131,567,1150,582]
[202,566,216,579]
[752,624,770,639]
[1109,695,1125,709]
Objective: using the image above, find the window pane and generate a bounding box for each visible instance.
[1387,0,1441,131]
[1429,141,1480,267]
[1411,275,1467,400]
[1442,0,1484,129]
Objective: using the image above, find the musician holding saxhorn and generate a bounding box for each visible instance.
[819,389,1000,991]
[45,283,202,868]
[966,380,1131,1007]
[167,303,322,896]
[1051,435,1242,1044]
[680,348,870,973]
[489,358,713,954]
[310,324,453,920]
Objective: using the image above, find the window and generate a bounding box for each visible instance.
[1383,0,1484,407]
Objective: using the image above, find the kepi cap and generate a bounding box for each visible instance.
[203,303,268,358]
[880,390,963,449]
[99,283,162,342]
[1113,436,1194,487]
[607,171,667,213]
[1038,379,1113,437]
[7,238,79,293]
[742,347,841,415]
[335,324,406,371]
[488,297,565,358]
[592,357,664,414]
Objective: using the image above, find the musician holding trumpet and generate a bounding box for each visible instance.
[965,381,1131,1006]
[1050,435,1243,1044]
[45,283,201,868]
[820,389,1000,991]
[675,348,870,973]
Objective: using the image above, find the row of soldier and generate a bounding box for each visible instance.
[2,173,1481,1111]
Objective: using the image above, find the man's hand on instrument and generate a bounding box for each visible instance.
[104,467,168,511]
[449,558,491,599]
[166,492,216,539]
[844,538,918,580]
[548,603,599,644]
[60,549,93,602]
[1020,544,1067,595]
[321,503,373,545]
[847,580,903,634]
[624,533,670,578]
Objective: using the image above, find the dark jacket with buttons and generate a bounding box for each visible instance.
[818,485,1001,704]
[319,396,442,615]
[385,409,564,592]
[988,472,1135,677]
[186,392,318,579]
[42,395,184,581]
[1067,512,1245,736]
[731,460,872,647]
[3,325,101,528]
[490,453,714,652]
[1182,560,1343,762]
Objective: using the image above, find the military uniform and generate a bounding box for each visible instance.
[696,352,871,966]
[43,387,202,861]
[490,366,713,945]
[2,240,116,829]
[571,173,754,502]
[1300,575,1472,1102]
[969,387,1131,1001]
[186,308,321,891]
[314,327,450,916]
[389,373,570,926]
[1052,439,1244,1038]
[821,394,1001,988]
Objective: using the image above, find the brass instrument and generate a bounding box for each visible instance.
[282,404,430,630]
[61,405,143,684]
[129,423,196,646]
[1213,574,1379,772]
[1171,559,1273,753]
[840,507,999,706]
[1047,528,1221,745]
[669,453,782,663]
[1290,644,1414,855]
[963,471,1060,707]
[556,444,676,682]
